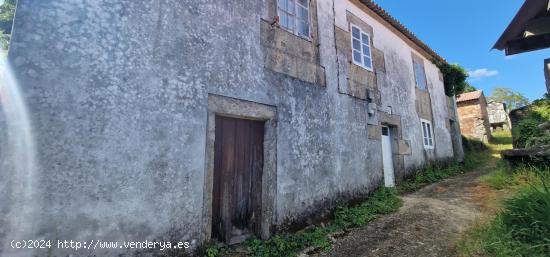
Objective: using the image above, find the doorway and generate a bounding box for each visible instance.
[381,126,395,187]
[212,115,265,244]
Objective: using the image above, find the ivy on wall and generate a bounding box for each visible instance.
[433,60,473,97]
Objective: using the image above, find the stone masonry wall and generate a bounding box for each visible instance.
[457,100,492,142]
[488,102,511,131]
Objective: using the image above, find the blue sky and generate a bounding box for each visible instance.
[375,0,550,101]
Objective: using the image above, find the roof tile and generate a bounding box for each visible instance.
[456,90,483,103]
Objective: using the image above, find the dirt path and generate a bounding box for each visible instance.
[311,168,493,257]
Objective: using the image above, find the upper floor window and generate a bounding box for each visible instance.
[278,0,310,38]
[413,59,427,90]
[421,119,434,149]
[350,24,373,71]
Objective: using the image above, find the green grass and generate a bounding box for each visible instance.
[457,170,550,257]
[457,130,550,257]
[397,151,487,194]
[480,165,543,191]
[205,138,492,257]
[457,216,544,257]
[205,188,402,257]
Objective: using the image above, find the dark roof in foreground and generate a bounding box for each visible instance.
[457,90,484,103]
[493,0,550,51]
[358,0,446,63]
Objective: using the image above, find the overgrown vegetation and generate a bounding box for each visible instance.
[458,131,550,257]
[513,96,550,148]
[488,87,530,111]
[433,60,473,96]
[205,188,403,257]
[397,141,487,194]
[459,166,550,257]
[0,0,16,50]
[204,146,486,257]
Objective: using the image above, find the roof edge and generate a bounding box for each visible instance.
[357,0,447,64]
[494,0,549,50]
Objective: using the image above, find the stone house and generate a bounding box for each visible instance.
[456,90,493,142]
[488,101,512,132]
[1,0,463,256]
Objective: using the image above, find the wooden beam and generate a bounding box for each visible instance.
[505,33,550,55]
[525,16,550,36]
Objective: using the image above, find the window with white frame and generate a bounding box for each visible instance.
[350,24,373,70]
[413,59,427,90]
[421,119,434,149]
[277,0,310,38]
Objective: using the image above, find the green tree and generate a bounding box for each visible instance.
[488,87,530,111]
[462,83,477,94]
[0,0,16,50]
[433,60,471,96]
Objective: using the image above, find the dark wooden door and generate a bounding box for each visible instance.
[212,116,264,243]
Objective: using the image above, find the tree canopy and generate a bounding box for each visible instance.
[488,87,530,111]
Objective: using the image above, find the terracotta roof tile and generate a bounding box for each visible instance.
[456,90,483,103]
[358,0,446,63]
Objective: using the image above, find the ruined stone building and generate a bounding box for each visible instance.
[488,102,512,131]
[456,91,493,142]
[1,0,464,256]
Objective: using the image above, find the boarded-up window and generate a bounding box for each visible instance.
[413,59,427,90]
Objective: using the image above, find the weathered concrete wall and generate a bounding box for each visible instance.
[1,0,462,256]
[448,96,465,161]
[334,0,455,171]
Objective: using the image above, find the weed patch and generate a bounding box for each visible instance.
[458,165,550,257]
[397,151,485,194]
[204,188,402,257]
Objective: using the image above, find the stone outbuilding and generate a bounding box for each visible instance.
[0,1,464,256]
[487,101,512,132]
[456,90,493,142]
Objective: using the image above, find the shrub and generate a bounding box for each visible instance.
[526,135,550,148]
[516,117,545,148]
[514,97,550,148]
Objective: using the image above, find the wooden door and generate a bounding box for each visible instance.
[212,116,264,244]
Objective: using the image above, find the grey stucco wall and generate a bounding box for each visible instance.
[1,0,462,256]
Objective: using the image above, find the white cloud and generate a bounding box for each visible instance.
[468,68,499,79]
